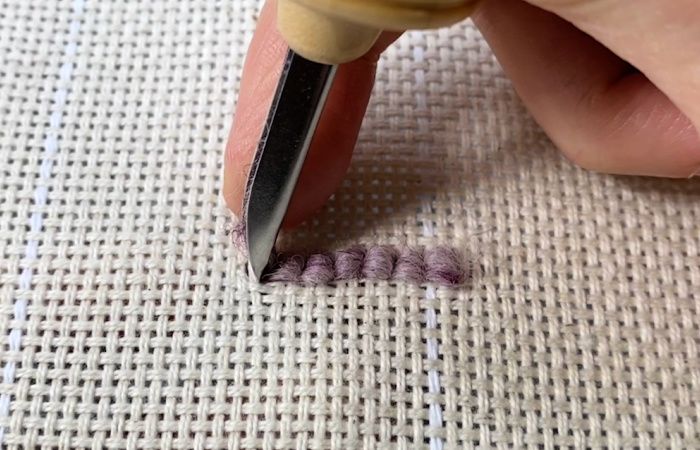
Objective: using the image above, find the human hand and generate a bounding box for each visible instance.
[223,0,700,227]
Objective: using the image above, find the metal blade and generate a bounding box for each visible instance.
[243,49,338,281]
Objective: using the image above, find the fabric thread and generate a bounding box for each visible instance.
[414,40,445,450]
[0,0,85,444]
[0,1,699,448]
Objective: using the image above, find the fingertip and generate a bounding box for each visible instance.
[224,0,397,226]
[224,55,377,227]
[282,55,381,227]
[223,0,287,216]
[281,33,399,226]
[224,21,392,227]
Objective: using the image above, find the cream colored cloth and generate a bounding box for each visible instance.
[1,1,699,449]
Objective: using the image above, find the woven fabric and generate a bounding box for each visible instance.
[1,0,699,448]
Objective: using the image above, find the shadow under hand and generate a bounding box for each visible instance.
[277,151,453,252]
[275,28,521,253]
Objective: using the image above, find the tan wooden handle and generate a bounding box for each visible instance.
[278,0,479,65]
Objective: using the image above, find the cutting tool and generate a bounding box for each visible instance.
[244,0,479,281]
[243,51,337,280]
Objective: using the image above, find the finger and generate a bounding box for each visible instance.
[223,0,400,227]
[473,0,700,177]
[526,0,700,126]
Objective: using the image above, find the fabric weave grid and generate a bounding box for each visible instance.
[1,1,699,449]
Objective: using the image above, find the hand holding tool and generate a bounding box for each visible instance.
[244,0,479,281]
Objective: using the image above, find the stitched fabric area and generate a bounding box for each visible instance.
[1,1,699,449]
[227,221,469,286]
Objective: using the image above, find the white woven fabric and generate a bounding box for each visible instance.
[1,0,699,449]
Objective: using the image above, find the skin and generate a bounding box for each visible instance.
[224,0,700,227]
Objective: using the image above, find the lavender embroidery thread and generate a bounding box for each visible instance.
[226,219,247,253]
[334,246,365,280]
[362,245,397,281]
[228,219,468,286]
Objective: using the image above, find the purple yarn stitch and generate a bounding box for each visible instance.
[265,254,305,283]
[266,245,466,286]
[334,246,366,280]
[394,247,427,284]
[228,220,247,253]
[362,245,398,280]
[262,245,466,286]
[229,220,468,287]
[424,246,467,285]
[300,253,335,285]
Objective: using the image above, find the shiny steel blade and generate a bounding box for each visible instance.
[244,50,337,281]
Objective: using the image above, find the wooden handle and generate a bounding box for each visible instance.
[278,1,382,65]
[278,0,479,64]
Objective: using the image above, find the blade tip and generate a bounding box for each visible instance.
[246,249,266,283]
[248,263,262,283]
[247,242,271,283]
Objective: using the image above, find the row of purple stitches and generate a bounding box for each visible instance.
[267,245,467,286]
[228,220,467,286]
